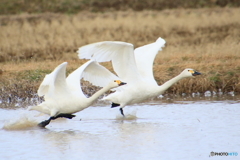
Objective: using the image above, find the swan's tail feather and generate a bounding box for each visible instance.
[29,104,50,115]
[29,105,40,111]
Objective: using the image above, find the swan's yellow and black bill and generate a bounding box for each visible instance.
[192,71,201,76]
[119,82,127,86]
[114,80,127,86]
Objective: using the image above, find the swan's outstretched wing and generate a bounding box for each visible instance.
[66,60,93,98]
[78,41,142,83]
[38,62,68,99]
[81,60,120,88]
[134,37,166,84]
[66,60,119,97]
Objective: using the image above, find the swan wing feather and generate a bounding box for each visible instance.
[81,61,120,88]
[37,62,68,99]
[78,41,142,82]
[134,37,166,84]
[66,60,98,98]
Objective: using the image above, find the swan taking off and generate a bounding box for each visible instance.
[77,37,201,116]
[30,60,126,127]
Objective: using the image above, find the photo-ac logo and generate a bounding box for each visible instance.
[210,151,238,157]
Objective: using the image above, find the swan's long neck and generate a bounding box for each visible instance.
[88,85,112,102]
[157,74,184,94]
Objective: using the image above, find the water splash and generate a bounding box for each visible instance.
[115,110,138,120]
[3,117,38,130]
[2,113,38,130]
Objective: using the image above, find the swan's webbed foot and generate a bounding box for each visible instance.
[111,103,120,108]
[38,118,52,128]
[120,108,125,117]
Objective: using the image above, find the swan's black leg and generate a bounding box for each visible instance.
[38,114,76,128]
[54,113,76,119]
[111,103,124,116]
[120,108,125,117]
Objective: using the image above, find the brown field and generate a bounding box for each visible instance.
[0,8,240,107]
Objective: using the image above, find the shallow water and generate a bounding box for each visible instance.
[0,98,240,160]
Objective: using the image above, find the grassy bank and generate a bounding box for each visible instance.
[0,0,239,15]
[0,8,240,107]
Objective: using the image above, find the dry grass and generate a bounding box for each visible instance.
[0,8,240,107]
[0,8,239,62]
[1,0,239,15]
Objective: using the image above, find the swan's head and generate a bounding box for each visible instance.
[109,80,127,88]
[181,69,201,78]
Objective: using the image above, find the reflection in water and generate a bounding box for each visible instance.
[0,99,240,159]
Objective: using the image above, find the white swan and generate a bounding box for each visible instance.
[30,60,126,127]
[77,37,201,116]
